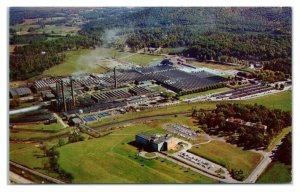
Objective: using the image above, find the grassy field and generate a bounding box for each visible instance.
[189,61,242,71]
[12,122,64,131]
[10,127,71,140]
[58,124,217,183]
[43,49,107,77]
[238,90,292,112]
[179,87,231,100]
[188,140,262,179]
[266,126,291,152]
[9,138,68,178]
[42,47,163,77]
[257,162,291,183]
[117,53,163,65]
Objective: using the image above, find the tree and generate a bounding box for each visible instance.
[58,138,66,147]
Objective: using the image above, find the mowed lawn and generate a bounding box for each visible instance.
[57,124,217,183]
[257,162,291,183]
[188,140,262,179]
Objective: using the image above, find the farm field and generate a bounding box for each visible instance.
[257,162,291,183]
[188,140,263,180]
[57,124,217,183]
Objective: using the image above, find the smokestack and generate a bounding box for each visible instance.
[56,82,60,98]
[114,67,117,89]
[61,80,67,112]
[70,76,75,107]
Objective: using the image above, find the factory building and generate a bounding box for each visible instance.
[10,87,32,98]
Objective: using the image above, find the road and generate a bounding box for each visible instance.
[53,113,69,128]
[10,171,34,184]
[10,161,65,184]
[244,130,291,183]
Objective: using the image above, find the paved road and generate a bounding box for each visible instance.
[10,161,65,184]
[244,131,291,183]
[10,171,34,184]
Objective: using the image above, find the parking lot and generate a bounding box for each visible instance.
[164,124,200,140]
[173,151,228,178]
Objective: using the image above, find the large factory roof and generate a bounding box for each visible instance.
[10,87,32,97]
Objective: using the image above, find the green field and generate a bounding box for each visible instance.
[43,49,106,77]
[58,123,217,183]
[10,127,71,140]
[42,47,163,77]
[257,162,291,183]
[238,90,292,112]
[179,87,231,100]
[188,140,262,179]
[13,122,64,131]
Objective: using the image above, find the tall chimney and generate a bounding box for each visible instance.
[55,82,60,98]
[70,76,75,107]
[114,68,117,89]
[61,80,67,112]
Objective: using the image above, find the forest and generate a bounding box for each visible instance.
[192,103,291,149]
[9,7,292,80]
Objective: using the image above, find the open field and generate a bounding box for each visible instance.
[9,139,67,179]
[189,61,242,71]
[43,49,107,77]
[58,124,217,183]
[12,122,64,131]
[12,23,80,36]
[42,47,164,77]
[238,90,292,112]
[188,140,262,179]
[10,127,71,140]
[179,87,231,100]
[257,162,291,183]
